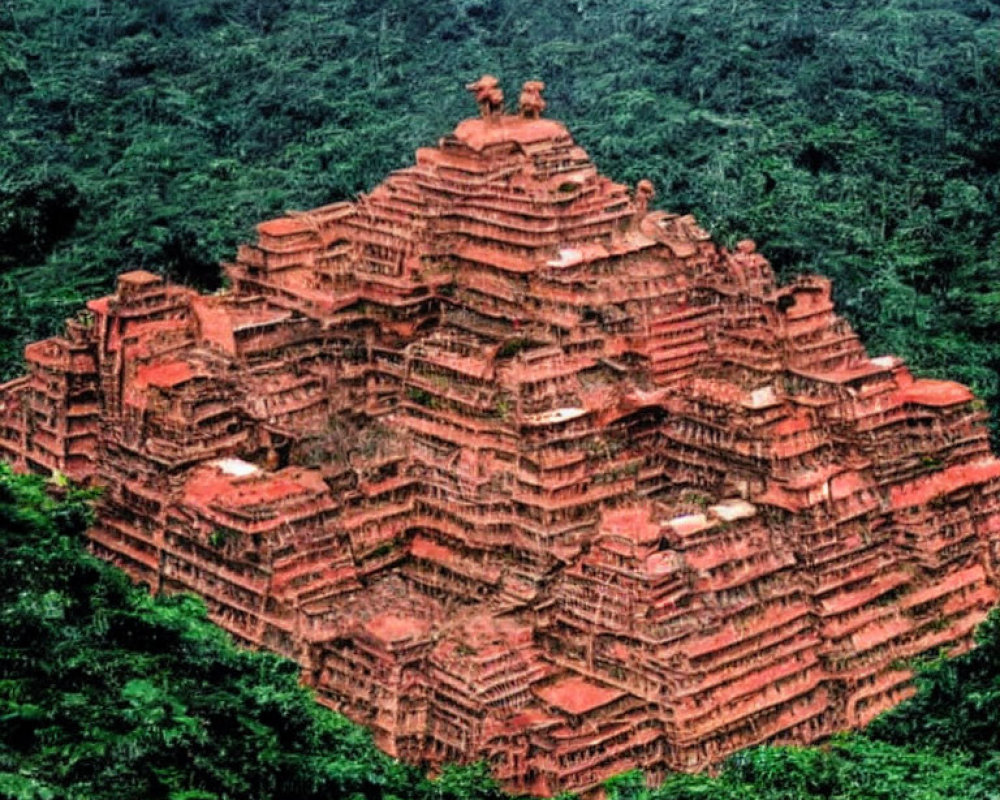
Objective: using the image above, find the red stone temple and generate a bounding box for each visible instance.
[2,78,999,795]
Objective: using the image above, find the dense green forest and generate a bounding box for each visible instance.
[2,0,1000,423]
[3,466,1000,799]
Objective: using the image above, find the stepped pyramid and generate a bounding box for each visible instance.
[1,78,999,796]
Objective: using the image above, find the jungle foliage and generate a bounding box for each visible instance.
[2,0,1000,425]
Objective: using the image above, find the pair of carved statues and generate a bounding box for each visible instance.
[466,75,546,118]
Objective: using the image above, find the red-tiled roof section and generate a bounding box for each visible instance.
[117,269,163,285]
[135,360,195,389]
[535,676,625,716]
[452,116,570,151]
[256,216,314,237]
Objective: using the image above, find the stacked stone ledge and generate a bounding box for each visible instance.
[1,84,999,796]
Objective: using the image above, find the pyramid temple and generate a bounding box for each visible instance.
[1,78,999,795]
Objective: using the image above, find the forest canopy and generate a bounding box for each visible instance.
[1,0,1000,426]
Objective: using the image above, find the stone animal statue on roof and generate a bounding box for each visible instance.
[519,80,546,118]
[466,74,504,118]
[635,178,655,216]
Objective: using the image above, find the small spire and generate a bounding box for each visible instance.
[518,81,546,118]
[465,75,504,118]
[635,179,655,216]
